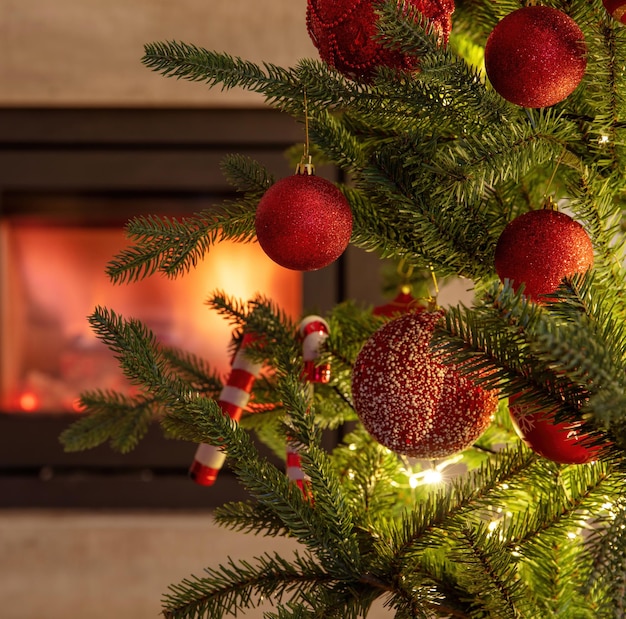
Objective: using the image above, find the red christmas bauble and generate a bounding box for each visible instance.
[352,310,499,458]
[494,209,594,302]
[306,0,454,81]
[509,395,603,464]
[603,0,626,24]
[254,173,353,271]
[373,289,426,317]
[484,6,587,108]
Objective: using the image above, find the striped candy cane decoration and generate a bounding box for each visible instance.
[189,333,263,486]
[286,316,331,494]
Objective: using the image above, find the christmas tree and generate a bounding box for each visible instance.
[60,0,626,617]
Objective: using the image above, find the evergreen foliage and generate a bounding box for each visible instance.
[61,0,626,616]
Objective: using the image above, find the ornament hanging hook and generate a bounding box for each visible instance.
[396,258,414,294]
[428,264,440,308]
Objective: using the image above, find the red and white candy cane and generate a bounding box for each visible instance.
[286,316,331,493]
[189,333,263,486]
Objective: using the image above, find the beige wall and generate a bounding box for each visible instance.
[0,0,318,107]
[1,510,392,619]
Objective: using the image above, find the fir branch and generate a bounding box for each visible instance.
[160,346,223,397]
[205,291,256,331]
[564,169,626,322]
[586,502,626,617]
[142,41,304,111]
[450,525,533,618]
[59,390,159,453]
[162,394,363,576]
[84,307,195,405]
[278,375,364,575]
[106,199,259,284]
[213,501,292,538]
[571,6,626,172]
[162,551,333,619]
[432,284,559,400]
[341,186,427,262]
[207,291,298,360]
[219,153,275,193]
[433,275,626,440]
[331,427,409,521]
[382,444,538,567]
[307,110,369,173]
[376,0,513,130]
[264,603,317,619]
[504,459,616,551]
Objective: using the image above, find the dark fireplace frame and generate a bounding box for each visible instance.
[0,108,345,509]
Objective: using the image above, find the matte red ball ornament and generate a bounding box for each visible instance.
[484,6,587,108]
[306,0,455,81]
[352,310,499,458]
[603,0,626,24]
[494,208,594,302]
[509,396,603,464]
[254,171,353,271]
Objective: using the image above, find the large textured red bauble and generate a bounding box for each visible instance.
[254,173,353,271]
[509,396,603,464]
[306,0,454,81]
[494,209,594,302]
[484,6,587,108]
[351,311,499,458]
[603,0,626,24]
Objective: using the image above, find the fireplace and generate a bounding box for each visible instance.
[0,108,343,508]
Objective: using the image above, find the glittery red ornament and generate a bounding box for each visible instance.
[509,396,603,464]
[254,172,353,271]
[306,0,454,81]
[603,0,626,24]
[484,6,587,108]
[494,208,594,302]
[352,310,499,458]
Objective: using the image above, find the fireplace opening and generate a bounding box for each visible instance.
[0,194,302,415]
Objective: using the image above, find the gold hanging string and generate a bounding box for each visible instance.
[303,89,310,161]
[542,147,567,208]
[297,89,314,175]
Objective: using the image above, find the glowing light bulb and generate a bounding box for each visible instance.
[422,469,443,485]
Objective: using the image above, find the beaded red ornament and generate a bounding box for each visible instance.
[306,0,455,81]
[352,310,498,459]
[603,0,626,24]
[254,168,353,272]
[494,207,594,302]
[509,395,603,465]
[484,6,587,108]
